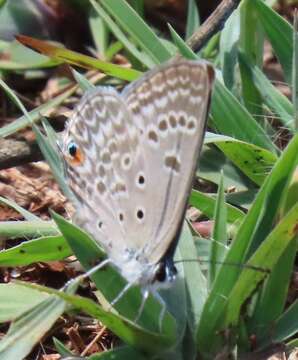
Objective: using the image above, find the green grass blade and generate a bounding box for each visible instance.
[33,122,74,202]
[189,190,244,224]
[267,300,298,345]
[223,202,298,327]
[168,24,198,60]
[247,237,296,344]
[209,173,227,285]
[197,133,298,355]
[239,0,264,116]
[98,0,171,64]
[186,0,200,40]
[0,196,39,221]
[53,337,73,357]
[0,220,58,239]
[219,9,240,89]
[253,0,293,85]
[293,11,298,131]
[239,52,295,132]
[211,79,278,153]
[178,223,207,333]
[72,69,95,91]
[89,6,109,57]
[0,84,77,138]
[90,0,155,68]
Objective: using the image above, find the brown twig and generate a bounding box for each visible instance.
[0,138,43,170]
[80,326,107,356]
[186,0,241,53]
[0,1,240,170]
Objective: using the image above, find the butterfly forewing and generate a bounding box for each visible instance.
[63,60,214,279]
[122,61,214,263]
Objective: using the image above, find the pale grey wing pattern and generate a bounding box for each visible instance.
[63,87,152,260]
[122,60,214,263]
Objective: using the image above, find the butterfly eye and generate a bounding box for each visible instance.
[66,141,84,166]
[68,141,77,157]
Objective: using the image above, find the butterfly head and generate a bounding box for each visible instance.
[63,140,85,166]
[152,258,177,287]
[118,252,177,290]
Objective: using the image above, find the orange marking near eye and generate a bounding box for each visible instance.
[66,147,85,166]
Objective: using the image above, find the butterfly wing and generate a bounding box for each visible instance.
[122,60,214,263]
[63,60,214,272]
[63,86,147,262]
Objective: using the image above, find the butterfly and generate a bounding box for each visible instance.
[61,60,214,326]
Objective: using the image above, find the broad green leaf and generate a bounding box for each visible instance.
[0,294,65,360]
[52,212,177,338]
[198,145,255,192]
[226,190,258,210]
[0,235,70,266]
[203,133,277,187]
[129,0,144,16]
[18,281,176,354]
[216,140,277,186]
[0,284,48,322]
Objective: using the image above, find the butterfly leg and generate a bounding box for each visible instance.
[134,288,149,323]
[62,258,111,292]
[109,281,134,309]
[152,291,167,332]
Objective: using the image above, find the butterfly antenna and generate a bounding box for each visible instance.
[174,258,270,273]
